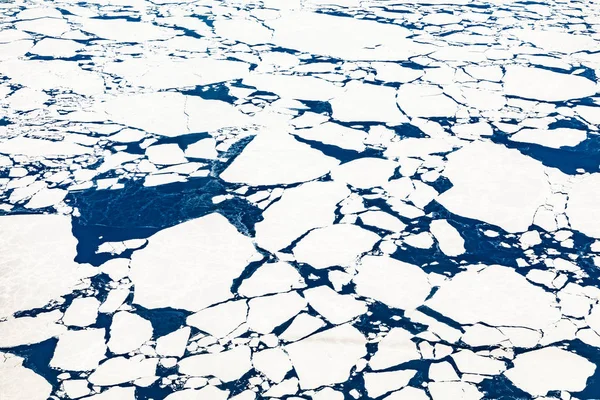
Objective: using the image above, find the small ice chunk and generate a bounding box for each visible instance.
[109,129,146,143]
[576,105,600,124]
[385,138,456,160]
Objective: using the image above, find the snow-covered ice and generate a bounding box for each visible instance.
[3,0,600,399]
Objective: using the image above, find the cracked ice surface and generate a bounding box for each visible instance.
[3,0,600,399]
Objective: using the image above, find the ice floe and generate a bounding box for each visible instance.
[567,173,600,238]
[247,291,306,334]
[0,353,51,400]
[100,92,250,137]
[156,327,190,358]
[0,215,95,318]
[354,255,431,310]
[88,356,157,386]
[238,262,306,298]
[107,311,153,355]
[430,219,465,257]
[303,285,367,324]
[254,181,350,252]
[130,213,258,311]
[509,127,587,148]
[220,129,339,186]
[62,297,100,327]
[179,346,252,382]
[285,324,366,389]
[50,328,107,371]
[503,65,597,102]
[505,347,596,395]
[438,141,552,233]
[293,224,380,269]
[426,265,561,328]
[4,0,600,398]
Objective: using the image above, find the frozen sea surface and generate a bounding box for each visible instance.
[2,0,600,399]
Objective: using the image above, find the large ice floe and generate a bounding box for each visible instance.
[3,0,600,399]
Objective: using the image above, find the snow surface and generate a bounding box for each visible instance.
[3,0,600,399]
